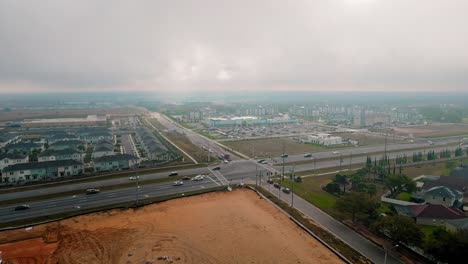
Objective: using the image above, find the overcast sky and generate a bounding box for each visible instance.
[1,0,468,94]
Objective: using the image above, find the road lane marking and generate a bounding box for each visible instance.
[206,175,221,186]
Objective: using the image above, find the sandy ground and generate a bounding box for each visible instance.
[0,189,342,264]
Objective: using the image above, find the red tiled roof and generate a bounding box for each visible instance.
[410,204,465,219]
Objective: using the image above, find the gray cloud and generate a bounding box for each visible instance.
[1,0,468,93]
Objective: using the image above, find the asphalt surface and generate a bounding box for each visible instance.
[0,167,211,202]
[151,112,242,160]
[0,177,222,224]
[275,144,464,172]
[270,137,464,163]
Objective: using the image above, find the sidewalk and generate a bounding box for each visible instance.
[260,181,401,264]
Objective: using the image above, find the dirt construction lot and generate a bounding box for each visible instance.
[0,189,342,264]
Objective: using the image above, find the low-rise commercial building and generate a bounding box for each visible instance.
[21,115,107,128]
[303,133,343,146]
[207,116,297,127]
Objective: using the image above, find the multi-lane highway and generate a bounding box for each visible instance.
[0,178,222,224]
[0,167,211,202]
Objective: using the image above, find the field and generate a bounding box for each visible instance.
[147,118,208,163]
[393,123,468,138]
[0,189,342,264]
[0,107,146,122]
[334,132,405,146]
[224,138,329,157]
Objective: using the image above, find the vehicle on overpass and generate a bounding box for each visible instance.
[14,204,30,211]
[86,188,100,194]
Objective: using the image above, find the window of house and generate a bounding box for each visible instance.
[20,170,24,174]
[5,159,8,164]
[9,172,13,175]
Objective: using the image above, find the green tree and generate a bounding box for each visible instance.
[333,174,348,193]
[335,192,375,223]
[424,228,468,263]
[324,182,340,194]
[385,174,416,198]
[372,215,423,246]
[366,184,377,197]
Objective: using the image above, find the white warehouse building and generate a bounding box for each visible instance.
[305,133,343,146]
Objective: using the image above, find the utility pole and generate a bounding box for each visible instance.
[291,164,295,208]
[384,130,388,160]
[135,168,139,206]
[255,163,258,190]
[349,151,353,170]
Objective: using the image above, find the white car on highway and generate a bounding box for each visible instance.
[173,181,184,186]
[332,151,340,155]
[192,175,205,181]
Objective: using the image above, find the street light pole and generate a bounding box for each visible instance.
[384,244,398,264]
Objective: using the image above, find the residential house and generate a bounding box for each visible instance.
[47,133,78,144]
[75,127,113,143]
[451,164,468,178]
[4,142,42,155]
[135,127,169,160]
[423,186,464,207]
[49,140,85,151]
[92,140,115,158]
[445,218,468,232]
[422,176,468,203]
[93,154,139,172]
[38,149,84,162]
[0,153,29,176]
[0,133,20,148]
[395,204,465,226]
[2,160,84,183]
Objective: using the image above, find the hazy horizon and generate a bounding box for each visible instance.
[1,0,468,93]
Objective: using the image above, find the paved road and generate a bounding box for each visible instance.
[269,137,464,163]
[276,144,465,173]
[0,177,222,225]
[150,112,243,160]
[0,167,211,202]
[260,180,401,264]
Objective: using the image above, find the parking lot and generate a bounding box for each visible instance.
[202,122,332,140]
